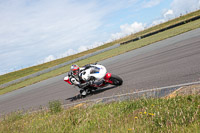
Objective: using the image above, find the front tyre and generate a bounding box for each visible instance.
[110,74,123,86]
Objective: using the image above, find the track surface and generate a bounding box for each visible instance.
[1,28,200,114]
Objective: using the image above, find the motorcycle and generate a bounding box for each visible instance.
[64,64,123,96]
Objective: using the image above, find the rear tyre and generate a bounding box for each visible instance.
[110,74,123,86]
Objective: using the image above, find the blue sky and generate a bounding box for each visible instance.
[0,0,200,75]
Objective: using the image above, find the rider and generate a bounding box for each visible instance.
[64,63,106,96]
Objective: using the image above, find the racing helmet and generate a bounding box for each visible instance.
[71,64,80,76]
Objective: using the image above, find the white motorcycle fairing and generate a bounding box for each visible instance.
[80,64,107,81]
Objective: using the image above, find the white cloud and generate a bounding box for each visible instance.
[39,41,104,64]
[38,49,77,64]
[78,46,89,53]
[151,9,174,26]
[143,0,161,8]
[111,22,146,40]
[164,9,174,18]
[59,49,77,58]
[78,41,104,53]
[171,0,200,15]
[151,19,165,26]
[151,0,200,26]
[43,55,56,63]
[0,0,107,74]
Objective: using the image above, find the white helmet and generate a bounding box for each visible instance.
[71,64,79,76]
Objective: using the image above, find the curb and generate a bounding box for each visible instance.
[62,81,200,109]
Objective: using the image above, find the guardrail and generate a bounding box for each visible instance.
[0,44,120,88]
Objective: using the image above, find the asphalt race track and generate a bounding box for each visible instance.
[1,28,200,114]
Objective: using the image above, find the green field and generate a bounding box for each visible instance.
[1,10,200,95]
[1,83,200,133]
[1,93,200,133]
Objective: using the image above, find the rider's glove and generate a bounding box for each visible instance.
[88,80,94,85]
[83,64,91,69]
[68,71,72,76]
[77,84,84,88]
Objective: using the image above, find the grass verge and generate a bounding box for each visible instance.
[1,10,200,85]
[1,94,200,132]
[1,17,200,95]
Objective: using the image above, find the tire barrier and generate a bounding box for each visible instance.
[0,44,120,88]
[120,15,200,45]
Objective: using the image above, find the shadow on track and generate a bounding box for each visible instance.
[66,86,117,102]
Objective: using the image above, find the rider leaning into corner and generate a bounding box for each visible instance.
[64,63,107,96]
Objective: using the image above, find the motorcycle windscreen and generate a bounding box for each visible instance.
[90,67,100,74]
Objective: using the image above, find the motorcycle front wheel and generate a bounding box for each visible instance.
[109,74,123,86]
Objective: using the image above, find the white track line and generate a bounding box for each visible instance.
[63,80,200,108]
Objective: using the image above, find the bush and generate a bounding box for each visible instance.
[3,112,23,123]
[48,100,62,114]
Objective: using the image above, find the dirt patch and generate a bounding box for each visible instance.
[166,84,200,98]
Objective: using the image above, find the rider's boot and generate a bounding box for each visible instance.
[94,79,104,86]
[80,89,87,96]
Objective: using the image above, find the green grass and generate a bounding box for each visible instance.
[48,100,62,114]
[1,16,200,95]
[1,10,200,86]
[1,95,200,132]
